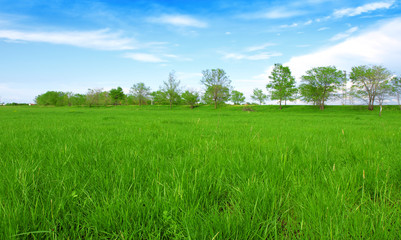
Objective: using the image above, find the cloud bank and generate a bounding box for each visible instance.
[333,1,395,18]
[148,14,207,28]
[284,17,401,79]
[0,29,135,50]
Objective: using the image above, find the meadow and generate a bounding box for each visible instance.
[0,105,400,239]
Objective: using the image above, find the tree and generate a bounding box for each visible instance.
[35,91,67,106]
[130,83,151,106]
[86,88,103,107]
[299,66,346,110]
[150,90,168,105]
[181,90,200,109]
[350,65,392,111]
[99,91,112,106]
[251,88,267,105]
[266,64,297,109]
[201,68,231,109]
[162,71,181,109]
[376,81,393,116]
[230,90,245,105]
[70,94,86,106]
[298,83,320,106]
[109,87,126,105]
[392,76,401,110]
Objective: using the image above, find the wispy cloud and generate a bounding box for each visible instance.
[0,28,135,50]
[280,23,299,28]
[318,27,330,31]
[240,7,306,19]
[123,53,165,63]
[330,26,358,41]
[123,53,192,63]
[263,8,306,19]
[0,19,8,26]
[333,1,394,18]
[283,17,401,79]
[148,14,207,28]
[224,52,282,61]
[245,42,276,52]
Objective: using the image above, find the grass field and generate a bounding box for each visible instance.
[1,105,400,239]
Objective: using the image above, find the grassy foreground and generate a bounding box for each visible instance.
[0,105,400,239]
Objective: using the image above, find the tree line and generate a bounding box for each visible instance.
[35,65,401,111]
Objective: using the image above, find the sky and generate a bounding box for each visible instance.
[0,0,400,103]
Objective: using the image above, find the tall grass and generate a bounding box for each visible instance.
[0,105,400,239]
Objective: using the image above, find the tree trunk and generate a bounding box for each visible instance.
[379,104,382,117]
[368,95,374,110]
[279,99,282,110]
[320,99,325,110]
[170,100,172,109]
[214,100,217,109]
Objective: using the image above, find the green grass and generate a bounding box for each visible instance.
[1,105,400,239]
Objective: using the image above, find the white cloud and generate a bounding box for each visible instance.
[318,27,330,31]
[245,42,276,52]
[0,28,135,50]
[333,1,394,18]
[330,26,358,41]
[263,8,305,19]
[148,14,207,28]
[123,53,191,63]
[282,17,401,79]
[304,20,313,25]
[224,52,282,61]
[240,7,305,19]
[280,23,299,28]
[123,53,165,63]
[225,32,232,35]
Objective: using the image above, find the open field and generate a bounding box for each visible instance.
[1,105,401,239]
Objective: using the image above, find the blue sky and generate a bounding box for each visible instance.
[0,0,400,103]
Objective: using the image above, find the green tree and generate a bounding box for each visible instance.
[300,66,346,110]
[109,87,126,105]
[230,90,245,105]
[150,90,168,105]
[266,64,297,109]
[70,94,86,106]
[181,90,199,109]
[392,76,401,110]
[376,80,393,116]
[130,83,151,106]
[350,65,392,111]
[251,88,267,105]
[201,68,231,109]
[86,88,103,107]
[99,91,111,106]
[299,83,320,106]
[162,71,181,109]
[35,91,67,106]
